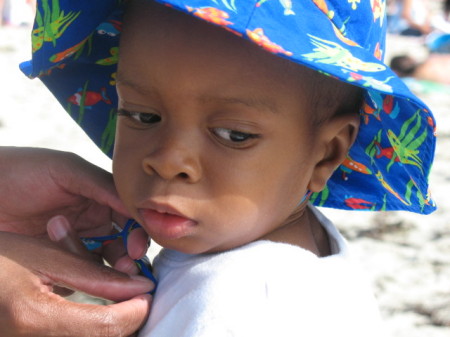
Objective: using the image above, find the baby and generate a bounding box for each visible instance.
[22,0,437,336]
[114,0,362,256]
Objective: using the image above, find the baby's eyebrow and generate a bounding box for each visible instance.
[115,74,154,95]
[116,74,278,114]
[198,95,279,114]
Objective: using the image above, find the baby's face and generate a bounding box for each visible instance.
[113,0,325,253]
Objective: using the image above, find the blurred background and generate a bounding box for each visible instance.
[1,0,449,336]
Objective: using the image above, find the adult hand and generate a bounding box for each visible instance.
[0,147,154,336]
[0,231,153,337]
[0,146,149,265]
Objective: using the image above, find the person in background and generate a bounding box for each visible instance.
[0,0,9,26]
[387,0,432,36]
[426,0,450,53]
[390,54,450,84]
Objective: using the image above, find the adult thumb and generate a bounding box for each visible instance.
[79,294,152,337]
[2,232,155,301]
[48,255,155,302]
[26,293,152,337]
[46,215,155,300]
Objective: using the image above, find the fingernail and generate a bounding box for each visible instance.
[47,215,70,242]
[130,274,155,288]
[130,275,155,293]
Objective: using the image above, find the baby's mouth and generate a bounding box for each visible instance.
[138,207,197,240]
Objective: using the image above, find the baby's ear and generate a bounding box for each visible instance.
[308,113,360,192]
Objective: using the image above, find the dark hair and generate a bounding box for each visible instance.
[274,56,364,127]
[307,70,365,127]
[445,0,450,15]
[390,55,417,77]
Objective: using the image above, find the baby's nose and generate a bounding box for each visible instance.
[141,131,202,183]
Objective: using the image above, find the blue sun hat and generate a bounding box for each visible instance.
[21,0,437,214]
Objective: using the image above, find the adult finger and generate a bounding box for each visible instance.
[49,215,143,276]
[108,218,150,260]
[101,224,149,270]
[48,253,154,301]
[127,227,150,260]
[48,215,107,295]
[71,294,152,337]
[11,292,152,337]
[113,254,141,275]
[48,214,135,269]
[1,232,154,301]
[60,154,131,218]
[47,215,93,260]
[0,253,151,337]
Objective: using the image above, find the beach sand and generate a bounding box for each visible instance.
[1,25,449,336]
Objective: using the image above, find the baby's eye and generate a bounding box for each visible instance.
[118,109,161,124]
[213,128,258,143]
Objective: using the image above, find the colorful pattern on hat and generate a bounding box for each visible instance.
[20,0,436,214]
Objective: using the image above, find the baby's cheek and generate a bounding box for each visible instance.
[217,195,273,231]
[112,168,135,209]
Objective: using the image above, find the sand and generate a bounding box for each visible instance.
[1,25,449,336]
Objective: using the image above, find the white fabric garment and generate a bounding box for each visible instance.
[139,206,386,337]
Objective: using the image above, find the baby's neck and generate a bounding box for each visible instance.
[261,206,331,257]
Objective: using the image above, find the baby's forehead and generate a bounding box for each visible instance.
[120,0,359,123]
[122,1,321,88]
